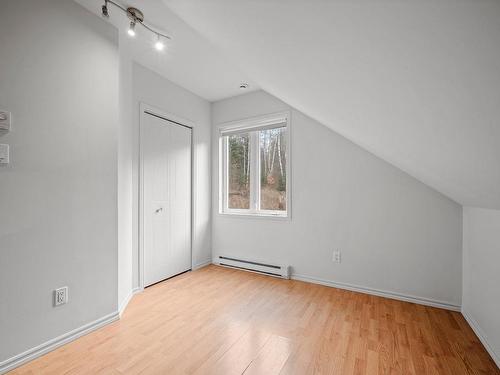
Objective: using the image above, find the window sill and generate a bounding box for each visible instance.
[218,211,290,221]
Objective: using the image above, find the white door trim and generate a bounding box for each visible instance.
[139,102,195,290]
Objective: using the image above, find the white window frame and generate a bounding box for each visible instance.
[218,111,291,219]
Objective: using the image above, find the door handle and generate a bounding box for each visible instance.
[155,207,163,213]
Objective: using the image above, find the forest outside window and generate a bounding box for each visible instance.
[219,113,290,217]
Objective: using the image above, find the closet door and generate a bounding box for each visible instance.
[142,112,191,287]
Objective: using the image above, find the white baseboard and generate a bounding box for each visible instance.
[193,259,212,270]
[462,308,500,369]
[0,311,119,374]
[118,287,142,317]
[291,273,461,311]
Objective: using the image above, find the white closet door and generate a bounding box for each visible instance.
[143,112,191,287]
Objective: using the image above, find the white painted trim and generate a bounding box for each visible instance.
[217,211,290,221]
[462,308,500,369]
[139,102,196,289]
[2,286,146,374]
[0,311,119,374]
[217,111,290,134]
[291,273,461,311]
[192,259,212,270]
[118,287,142,317]
[217,110,292,220]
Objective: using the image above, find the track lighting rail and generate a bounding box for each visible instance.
[102,0,172,42]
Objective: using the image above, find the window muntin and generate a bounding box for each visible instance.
[219,113,289,217]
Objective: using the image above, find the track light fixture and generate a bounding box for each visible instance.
[128,21,136,37]
[101,0,171,51]
[155,35,165,51]
[101,3,109,17]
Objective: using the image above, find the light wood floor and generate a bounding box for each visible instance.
[10,265,498,374]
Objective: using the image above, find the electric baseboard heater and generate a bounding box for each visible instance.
[217,255,290,279]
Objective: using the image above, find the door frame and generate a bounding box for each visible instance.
[139,102,195,289]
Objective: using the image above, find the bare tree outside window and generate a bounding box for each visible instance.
[221,114,289,216]
[227,133,250,209]
[259,127,286,211]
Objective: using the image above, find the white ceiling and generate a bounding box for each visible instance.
[76,0,258,101]
[163,0,500,209]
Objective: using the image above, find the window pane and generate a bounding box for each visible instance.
[227,133,250,209]
[259,127,287,211]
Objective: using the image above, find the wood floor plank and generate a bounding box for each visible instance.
[243,335,292,375]
[8,265,499,375]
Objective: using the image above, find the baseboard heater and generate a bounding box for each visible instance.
[217,255,290,279]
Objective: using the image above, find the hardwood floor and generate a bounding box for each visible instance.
[10,265,498,374]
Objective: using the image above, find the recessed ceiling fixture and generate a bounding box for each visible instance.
[239,83,249,89]
[101,0,171,52]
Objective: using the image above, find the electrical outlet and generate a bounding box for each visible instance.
[332,250,341,263]
[54,286,68,306]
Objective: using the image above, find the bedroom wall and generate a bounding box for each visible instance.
[0,0,118,368]
[117,38,134,313]
[130,63,212,288]
[212,90,463,309]
[462,207,500,367]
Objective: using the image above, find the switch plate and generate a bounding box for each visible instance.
[0,144,9,164]
[0,111,11,131]
[332,250,341,263]
[54,286,68,306]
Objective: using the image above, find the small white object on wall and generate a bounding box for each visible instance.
[333,249,341,263]
[0,144,9,164]
[0,110,11,131]
[54,286,68,306]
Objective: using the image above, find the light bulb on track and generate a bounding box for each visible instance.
[128,21,136,37]
[155,35,165,51]
[100,2,171,50]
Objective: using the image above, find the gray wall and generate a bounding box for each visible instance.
[0,0,118,362]
[117,39,134,311]
[212,90,463,307]
[131,63,212,289]
[462,207,500,367]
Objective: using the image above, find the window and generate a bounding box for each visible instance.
[227,132,250,209]
[219,112,290,217]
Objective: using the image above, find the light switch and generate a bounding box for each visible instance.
[0,111,11,131]
[0,144,9,164]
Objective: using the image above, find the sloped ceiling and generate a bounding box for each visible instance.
[164,0,500,209]
[76,0,258,101]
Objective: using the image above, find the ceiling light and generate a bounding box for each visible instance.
[100,1,171,47]
[155,35,165,51]
[239,83,249,89]
[101,1,109,18]
[128,21,136,37]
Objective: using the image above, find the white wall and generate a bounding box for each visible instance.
[462,207,500,367]
[166,0,500,210]
[131,63,212,288]
[212,90,463,308]
[0,0,118,365]
[117,37,134,311]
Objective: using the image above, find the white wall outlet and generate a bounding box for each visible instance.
[54,286,68,306]
[332,250,341,263]
[0,111,11,131]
